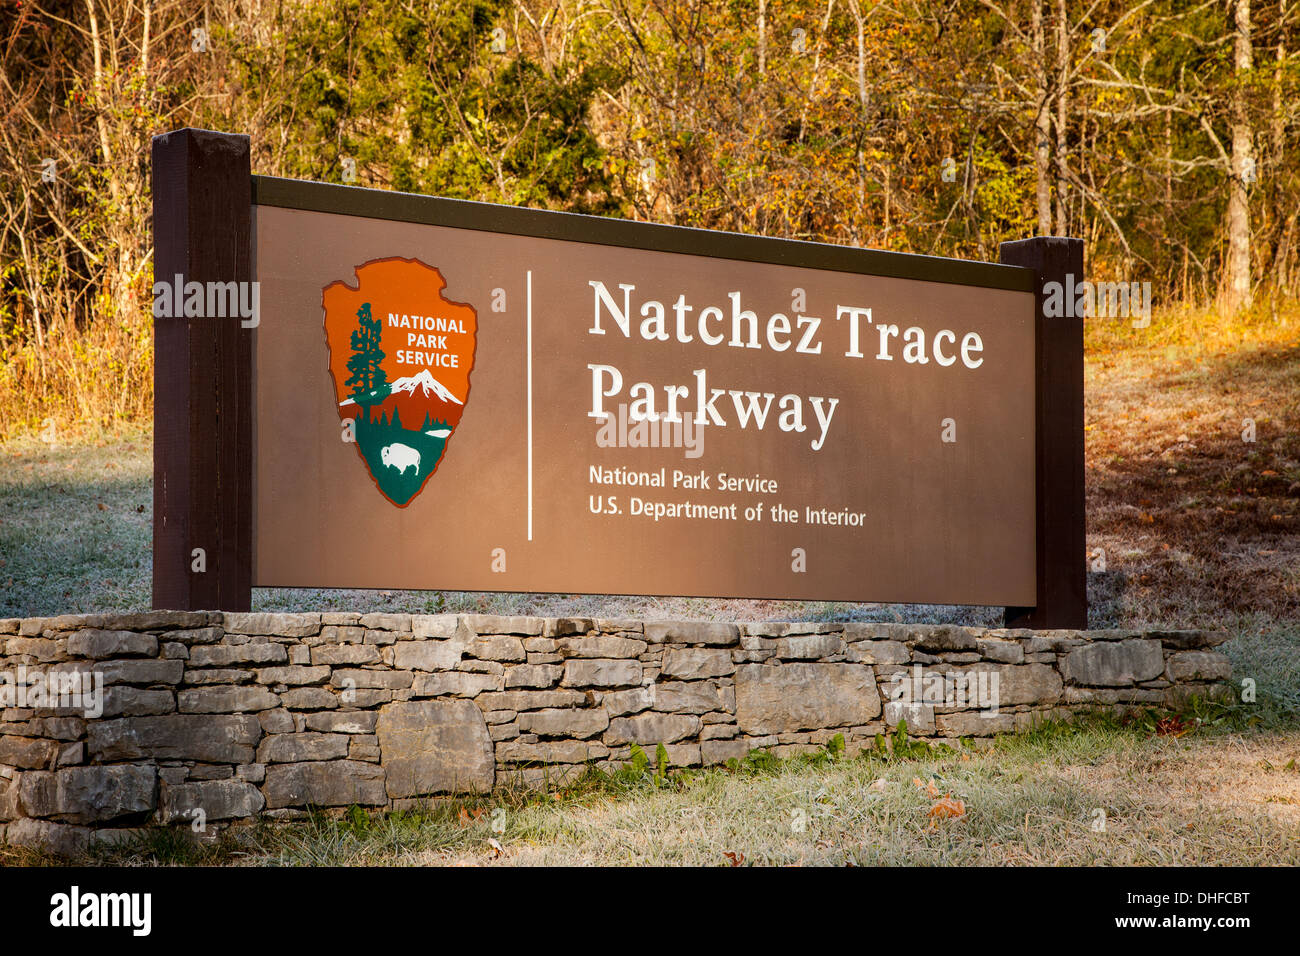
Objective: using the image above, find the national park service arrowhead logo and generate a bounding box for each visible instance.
[323,258,477,507]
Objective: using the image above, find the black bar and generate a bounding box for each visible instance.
[1002,237,1087,629]
[1,864,1276,939]
[251,175,1035,293]
[151,128,253,612]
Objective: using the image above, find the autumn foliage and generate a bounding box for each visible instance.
[2,0,1297,438]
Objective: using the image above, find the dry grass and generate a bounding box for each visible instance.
[445,733,1300,867]
[415,734,1300,867]
[0,308,152,442]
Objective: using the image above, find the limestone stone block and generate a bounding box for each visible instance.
[304,712,378,734]
[311,644,382,666]
[517,708,609,739]
[101,687,175,718]
[256,732,350,763]
[67,630,158,659]
[188,643,288,667]
[557,636,648,659]
[468,636,526,662]
[735,663,881,735]
[263,760,386,809]
[644,622,740,646]
[222,613,320,638]
[178,685,279,714]
[652,681,726,714]
[19,765,155,824]
[159,780,264,823]
[88,715,262,764]
[411,672,500,698]
[0,735,59,769]
[1061,639,1164,687]
[561,659,642,688]
[255,665,330,686]
[605,712,700,745]
[375,699,494,797]
[600,687,653,716]
[660,648,733,679]
[504,664,563,689]
[1166,650,1232,682]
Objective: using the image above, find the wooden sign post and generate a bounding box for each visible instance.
[151,128,253,612]
[1000,237,1087,630]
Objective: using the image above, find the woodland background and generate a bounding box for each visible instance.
[1,0,1297,438]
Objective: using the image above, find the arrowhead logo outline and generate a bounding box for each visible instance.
[322,256,478,508]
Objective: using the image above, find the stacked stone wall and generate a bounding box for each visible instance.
[0,612,1231,854]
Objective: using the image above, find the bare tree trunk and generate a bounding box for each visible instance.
[1270,0,1290,292]
[1054,0,1069,236]
[1164,107,1173,207]
[1032,0,1052,235]
[798,0,837,142]
[884,163,891,245]
[849,0,869,245]
[1224,0,1254,313]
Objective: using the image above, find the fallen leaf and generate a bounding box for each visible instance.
[912,776,941,797]
[723,851,744,867]
[929,797,966,822]
[1155,716,1190,738]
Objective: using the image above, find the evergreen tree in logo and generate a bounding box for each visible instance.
[344,302,389,413]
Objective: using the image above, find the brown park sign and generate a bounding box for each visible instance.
[151,129,1086,626]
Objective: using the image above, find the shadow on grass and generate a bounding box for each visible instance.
[1084,341,1299,628]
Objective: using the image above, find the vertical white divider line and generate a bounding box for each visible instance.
[527,269,533,542]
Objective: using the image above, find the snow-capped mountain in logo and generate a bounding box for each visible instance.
[338,368,462,407]
[389,368,463,406]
